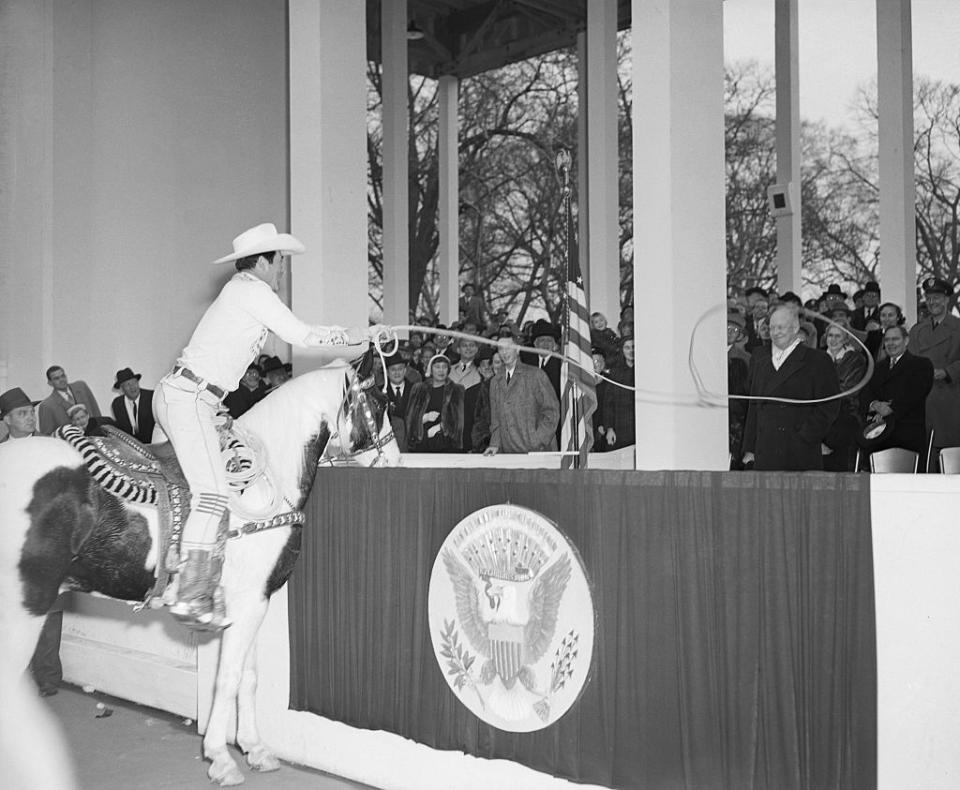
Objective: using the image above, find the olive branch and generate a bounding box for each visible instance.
[439,619,483,707]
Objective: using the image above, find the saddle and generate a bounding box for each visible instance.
[54,423,299,607]
[55,425,190,605]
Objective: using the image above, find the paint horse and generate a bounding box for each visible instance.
[0,355,399,787]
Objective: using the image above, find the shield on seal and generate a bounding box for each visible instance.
[488,622,525,685]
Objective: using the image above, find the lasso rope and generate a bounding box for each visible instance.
[370,310,877,409]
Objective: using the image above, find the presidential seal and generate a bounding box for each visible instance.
[428,504,595,732]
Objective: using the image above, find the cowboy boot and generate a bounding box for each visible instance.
[170,548,232,631]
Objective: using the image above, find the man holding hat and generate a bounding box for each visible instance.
[155,222,374,629]
[110,367,155,443]
[0,387,41,443]
[908,277,960,469]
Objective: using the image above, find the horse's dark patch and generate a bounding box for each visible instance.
[65,485,154,601]
[265,527,302,598]
[19,466,97,615]
[297,424,330,509]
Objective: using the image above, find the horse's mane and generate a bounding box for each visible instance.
[236,365,347,502]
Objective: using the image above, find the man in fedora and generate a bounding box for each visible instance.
[260,355,293,392]
[224,362,267,419]
[110,367,155,444]
[0,386,41,443]
[37,365,102,436]
[154,222,375,630]
[851,281,881,331]
[0,387,62,695]
[909,277,960,470]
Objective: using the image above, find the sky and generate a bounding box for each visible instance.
[723,0,960,128]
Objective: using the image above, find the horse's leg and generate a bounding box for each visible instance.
[203,591,266,787]
[235,598,280,772]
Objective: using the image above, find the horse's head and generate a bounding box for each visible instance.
[329,347,400,467]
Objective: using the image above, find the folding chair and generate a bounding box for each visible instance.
[938,447,960,474]
[869,447,919,473]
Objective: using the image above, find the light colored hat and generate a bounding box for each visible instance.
[213,223,306,264]
[66,403,88,417]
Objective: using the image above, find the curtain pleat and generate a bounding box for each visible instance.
[289,469,875,790]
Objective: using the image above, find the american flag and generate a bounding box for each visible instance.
[560,254,597,469]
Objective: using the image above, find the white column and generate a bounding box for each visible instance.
[438,75,459,326]
[585,0,620,322]
[775,0,801,295]
[632,0,728,471]
[876,0,916,325]
[289,0,368,365]
[381,0,410,325]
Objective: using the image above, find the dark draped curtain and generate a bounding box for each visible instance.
[289,469,875,790]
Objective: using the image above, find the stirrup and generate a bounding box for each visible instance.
[169,549,232,632]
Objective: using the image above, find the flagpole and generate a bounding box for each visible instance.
[555,148,580,469]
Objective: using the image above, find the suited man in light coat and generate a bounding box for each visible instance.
[37,365,102,436]
[908,277,960,469]
[110,367,156,444]
[742,305,841,471]
[860,326,934,457]
[483,337,559,455]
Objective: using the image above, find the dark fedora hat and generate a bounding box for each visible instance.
[261,355,292,375]
[383,352,407,369]
[531,318,560,341]
[863,281,881,294]
[856,415,897,451]
[475,343,494,362]
[821,283,849,300]
[113,367,142,390]
[0,387,40,418]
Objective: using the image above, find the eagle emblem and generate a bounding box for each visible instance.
[429,505,594,731]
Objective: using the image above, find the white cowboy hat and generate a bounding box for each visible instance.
[213,222,306,264]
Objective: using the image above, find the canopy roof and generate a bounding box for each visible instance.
[367,0,632,79]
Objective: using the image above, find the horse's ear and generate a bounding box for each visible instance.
[352,344,375,381]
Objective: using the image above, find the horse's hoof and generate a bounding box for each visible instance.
[245,745,281,773]
[208,760,245,786]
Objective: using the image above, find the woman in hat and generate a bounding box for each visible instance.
[67,402,117,438]
[154,222,377,630]
[821,324,867,471]
[405,354,464,453]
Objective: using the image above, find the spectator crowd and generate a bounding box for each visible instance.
[727,277,960,472]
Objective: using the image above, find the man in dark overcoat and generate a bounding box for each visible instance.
[742,304,840,471]
[860,325,933,456]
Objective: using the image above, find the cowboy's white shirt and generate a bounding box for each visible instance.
[177,272,346,391]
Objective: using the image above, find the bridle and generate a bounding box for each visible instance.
[319,365,395,467]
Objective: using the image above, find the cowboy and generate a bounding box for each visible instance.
[154,222,373,630]
[110,367,156,443]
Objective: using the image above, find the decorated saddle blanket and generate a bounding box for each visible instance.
[55,425,191,601]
